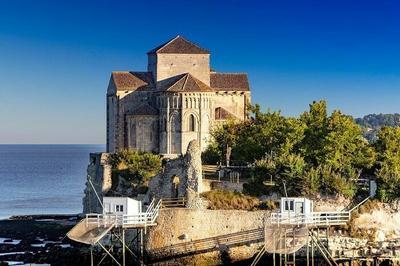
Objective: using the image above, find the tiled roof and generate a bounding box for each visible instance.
[215,107,237,120]
[159,73,214,92]
[112,72,154,91]
[210,72,250,91]
[148,36,209,54]
[127,104,159,116]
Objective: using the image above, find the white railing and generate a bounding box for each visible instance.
[85,198,162,228]
[270,211,350,226]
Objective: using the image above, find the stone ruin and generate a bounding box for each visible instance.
[147,140,204,208]
[82,140,204,214]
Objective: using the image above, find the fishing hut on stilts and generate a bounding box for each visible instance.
[67,177,162,266]
[252,178,376,266]
[252,196,349,266]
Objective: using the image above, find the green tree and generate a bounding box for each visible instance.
[322,110,375,171]
[206,100,379,199]
[300,100,328,165]
[374,127,400,201]
[212,104,305,164]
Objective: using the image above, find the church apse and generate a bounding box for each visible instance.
[106,35,250,156]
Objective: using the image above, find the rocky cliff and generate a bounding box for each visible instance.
[82,153,112,214]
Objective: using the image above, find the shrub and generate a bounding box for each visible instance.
[109,149,162,184]
[201,190,275,211]
[347,199,380,239]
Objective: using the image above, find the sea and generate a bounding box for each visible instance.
[0,144,105,219]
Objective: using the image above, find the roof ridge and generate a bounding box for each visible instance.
[154,35,180,53]
[182,73,190,91]
[165,73,188,91]
[148,35,209,54]
[211,72,248,75]
[112,71,131,73]
[191,74,205,89]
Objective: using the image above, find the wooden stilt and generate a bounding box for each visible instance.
[122,229,126,266]
[90,246,94,266]
[306,232,310,266]
[311,230,314,266]
[284,229,287,264]
[140,228,144,266]
[273,231,276,266]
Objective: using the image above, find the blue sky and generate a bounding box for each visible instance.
[0,0,399,144]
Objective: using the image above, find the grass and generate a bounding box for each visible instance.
[200,190,276,211]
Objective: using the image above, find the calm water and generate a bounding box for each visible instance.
[0,144,105,219]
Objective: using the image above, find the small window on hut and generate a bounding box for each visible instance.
[284,200,294,211]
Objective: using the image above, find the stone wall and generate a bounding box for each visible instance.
[212,92,250,121]
[146,208,269,264]
[126,115,159,153]
[156,54,210,85]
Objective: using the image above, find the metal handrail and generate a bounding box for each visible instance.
[270,211,350,226]
[86,199,162,227]
[348,196,370,213]
[160,197,186,208]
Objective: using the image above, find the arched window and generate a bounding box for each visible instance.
[189,114,196,132]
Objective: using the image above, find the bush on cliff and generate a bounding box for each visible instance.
[109,149,162,185]
[201,190,276,210]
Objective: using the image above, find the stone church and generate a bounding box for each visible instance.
[106,36,251,156]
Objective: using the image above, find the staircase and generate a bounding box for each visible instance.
[309,230,338,266]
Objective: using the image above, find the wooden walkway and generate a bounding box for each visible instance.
[149,227,264,261]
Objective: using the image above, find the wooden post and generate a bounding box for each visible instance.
[306,232,309,266]
[326,227,329,251]
[273,231,276,266]
[140,228,144,266]
[311,231,314,266]
[293,227,296,266]
[122,229,126,266]
[90,246,94,266]
[284,230,287,264]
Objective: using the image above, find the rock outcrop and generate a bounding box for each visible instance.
[82,153,112,214]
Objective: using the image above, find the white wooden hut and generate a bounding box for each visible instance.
[103,197,142,216]
[279,197,313,218]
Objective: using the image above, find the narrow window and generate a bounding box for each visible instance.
[284,200,294,211]
[189,114,196,131]
[289,201,294,211]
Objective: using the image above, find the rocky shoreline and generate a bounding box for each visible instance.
[0,214,93,265]
[2,213,400,265]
